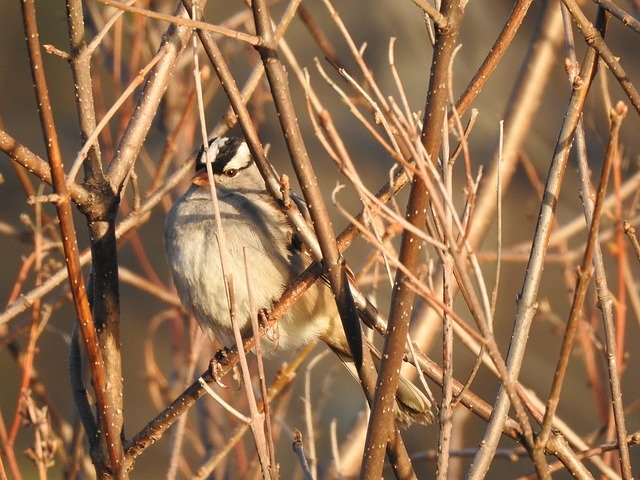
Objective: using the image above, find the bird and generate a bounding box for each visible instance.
[164,136,433,427]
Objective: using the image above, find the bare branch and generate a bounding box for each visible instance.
[20,0,125,476]
[0,129,92,207]
[95,0,261,46]
[106,1,202,193]
[562,0,640,115]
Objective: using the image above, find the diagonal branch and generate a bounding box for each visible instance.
[250,0,416,477]
[467,7,608,479]
[534,102,629,474]
[455,0,534,117]
[593,0,640,34]
[0,129,92,208]
[563,0,640,115]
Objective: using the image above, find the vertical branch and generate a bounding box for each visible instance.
[245,251,277,479]
[599,150,634,477]
[7,190,46,446]
[66,1,126,470]
[20,0,126,477]
[361,1,464,478]
[612,147,627,369]
[66,0,104,180]
[467,8,608,479]
[534,103,626,457]
[436,112,454,480]
[0,409,22,480]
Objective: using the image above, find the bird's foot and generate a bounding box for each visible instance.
[208,348,232,388]
[258,308,271,329]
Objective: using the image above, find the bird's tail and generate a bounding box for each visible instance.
[326,340,434,428]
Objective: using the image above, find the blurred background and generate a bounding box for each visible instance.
[1,0,640,478]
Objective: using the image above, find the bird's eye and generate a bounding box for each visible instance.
[225,168,238,178]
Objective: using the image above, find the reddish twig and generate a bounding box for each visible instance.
[7,195,46,445]
[0,129,91,208]
[20,0,126,475]
[455,0,534,118]
[0,410,21,480]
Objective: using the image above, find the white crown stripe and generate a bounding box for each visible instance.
[225,141,252,171]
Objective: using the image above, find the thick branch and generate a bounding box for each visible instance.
[361,2,465,478]
[20,0,126,477]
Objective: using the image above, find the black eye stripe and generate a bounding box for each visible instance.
[224,161,252,176]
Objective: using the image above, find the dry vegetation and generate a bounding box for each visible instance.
[1,0,640,478]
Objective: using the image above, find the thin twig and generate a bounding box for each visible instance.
[562,0,640,115]
[304,351,330,479]
[292,430,314,480]
[490,120,504,320]
[245,254,277,479]
[623,221,640,262]
[436,108,454,480]
[95,0,261,46]
[593,0,640,36]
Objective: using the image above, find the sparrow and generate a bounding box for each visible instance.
[164,137,433,426]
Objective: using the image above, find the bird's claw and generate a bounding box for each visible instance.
[208,348,231,388]
[259,308,281,351]
[258,308,270,328]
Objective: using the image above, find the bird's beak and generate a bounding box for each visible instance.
[191,169,210,187]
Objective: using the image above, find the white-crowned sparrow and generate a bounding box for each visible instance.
[164,137,433,426]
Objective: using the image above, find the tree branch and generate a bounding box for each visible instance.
[20,0,125,476]
[0,128,92,208]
